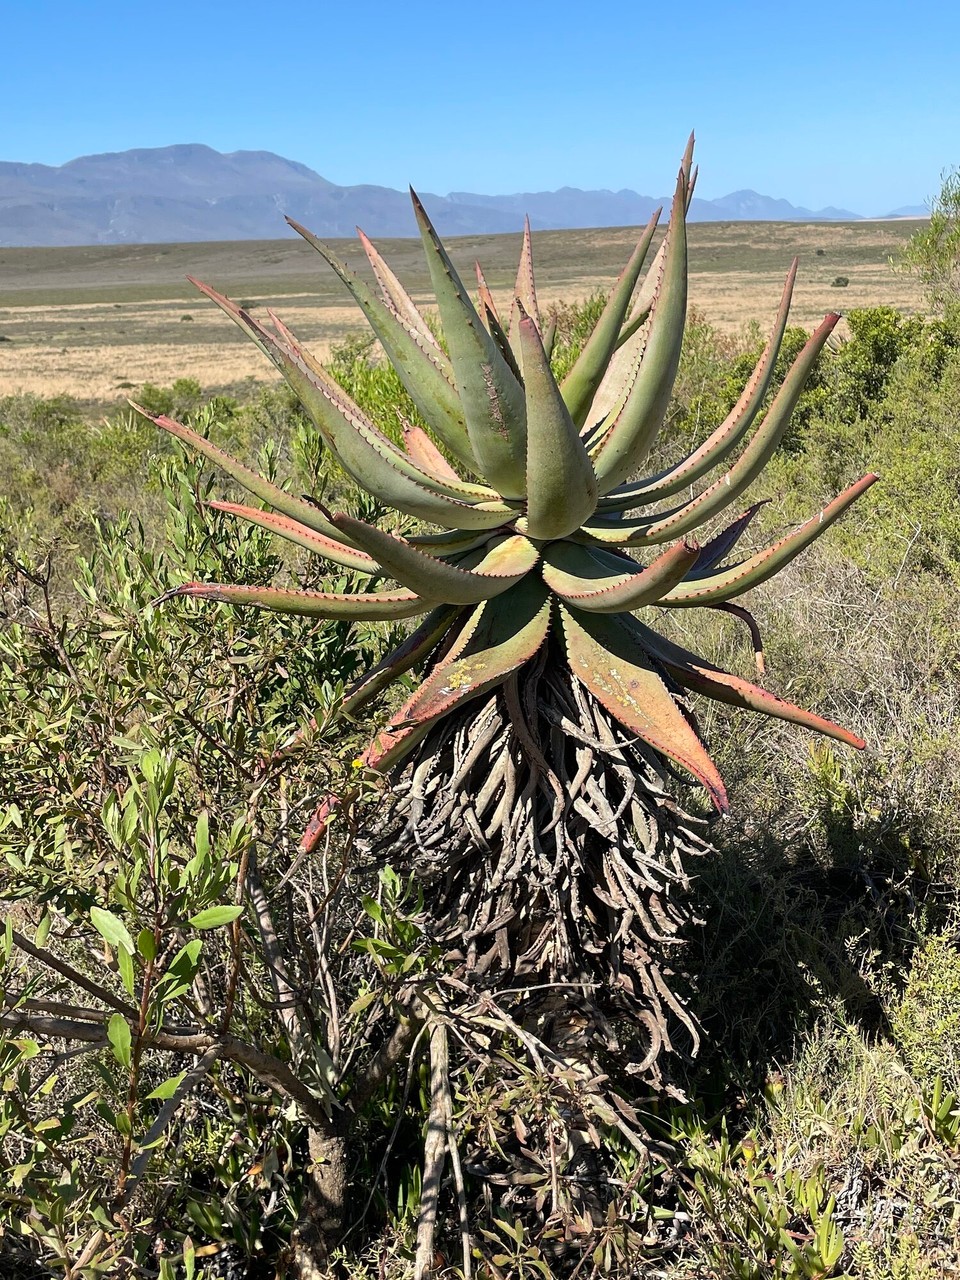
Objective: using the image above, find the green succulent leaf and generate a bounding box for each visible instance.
[207,502,377,573]
[590,167,689,490]
[558,604,728,811]
[542,539,701,611]
[560,208,660,428]
[411,189,528,497]
[328,510,540,605]
[285,219,478,471]
[661,474,879,604]
[156,582,437,620]
[361,577,551,774]
[142,409,354,545]
[518,307,599,539]
[597,260,799,511]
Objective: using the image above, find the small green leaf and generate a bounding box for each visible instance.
[188,905,243,930]
[147,1072,186,1101]
[34,912,52,948]
[89,906,135,956]
[116,947,136,999]
[194,811,210,861]
[107,1014,132,1069]
[137,928,157,962]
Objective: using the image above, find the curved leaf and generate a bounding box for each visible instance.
[284,220,478,471]
[629,618,866,749]
[140,408,354,545]
[208,502,377,573]
[597,260,799,511]
[558,604,728,811]
[156,582,436,620]
[400,419,463,484]
[660,474,878,604]
[542,539,700,612]
[356,226,442,353]
[361,577,551,776]
[579,312,842,545]
[560,207,661,428]
[519,307,599,539]
[590,167,689,490]
[411,189,528,496]
[188,281,507,523]
[342,605,462,718]
[330,510,540,604]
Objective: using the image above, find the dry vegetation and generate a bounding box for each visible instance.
[0,219,925,400]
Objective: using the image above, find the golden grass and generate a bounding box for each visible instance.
[0,220,926,401]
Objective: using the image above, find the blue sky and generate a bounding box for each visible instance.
[3,0,957,214]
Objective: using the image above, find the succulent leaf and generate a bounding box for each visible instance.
[597,260,799,511]
[629,618,865,748]
[329,510,540,604]
[590,168,689,489]
[285,218,478,471]
[661,474,879,604]
[410,189,528,496]
[560,208,660,428]
[518,307,599,539]
[558,604,729,810]
[356,226,442,353]
[143,409,354,545]
[542,539,700,611]
[207,502,377,574]
[155,583,436,620]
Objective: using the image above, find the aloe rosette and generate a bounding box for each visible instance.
[146,140,875,1073]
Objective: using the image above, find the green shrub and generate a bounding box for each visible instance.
[890,934,960,1089]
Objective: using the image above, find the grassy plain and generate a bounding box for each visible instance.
[0,219,925,401]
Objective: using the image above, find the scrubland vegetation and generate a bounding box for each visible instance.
[2,243,960,1278]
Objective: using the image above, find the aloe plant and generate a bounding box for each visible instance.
[144,138,875,1080]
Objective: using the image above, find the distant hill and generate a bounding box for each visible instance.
[0,143,909,247]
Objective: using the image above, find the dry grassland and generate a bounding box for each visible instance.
[0,220,925,402]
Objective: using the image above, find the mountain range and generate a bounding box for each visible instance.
[0,144,928,247]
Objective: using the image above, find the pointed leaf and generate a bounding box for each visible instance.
[356,226,441,352]
[560,208,661,428]
[590,167,689,490]
[284,221,478,471]
[616,136,697,349]
[688,503,768,573]
[399,576,551,726]
[359,579,550,777]
[475,261,502,325]
[156,582,437,620]
[400,419,463,484]
[597,261,799,511]
[629,618,865,749]
[329,510,539,604]
[508,217,542,341]
[140,409,354,545]
[558,604,728,810]
[542,539,700,612]
[411,189,528,496]
[188,283,511,525]
[518,307,599,538]
[579,313,842,545]
[208,502,377,573]
[661,474,878,604]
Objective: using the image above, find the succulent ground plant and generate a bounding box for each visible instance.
[142,138,874,1262]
